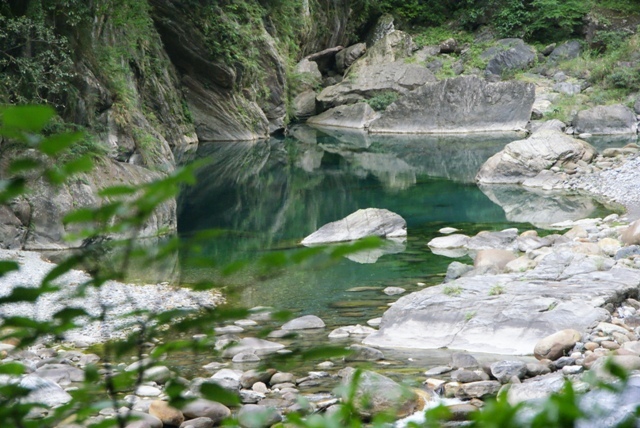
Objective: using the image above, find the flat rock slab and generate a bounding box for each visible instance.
[301,208,406,245]
[363,267,640,355]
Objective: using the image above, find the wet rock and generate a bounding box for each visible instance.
[534,329,582,361]
[383,287,406,296]
[302,208,406,245]
[281,315,325,330]
[345,344,384,361]
[428,234,470,249]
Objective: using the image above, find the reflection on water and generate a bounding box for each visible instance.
[177,126,614,327]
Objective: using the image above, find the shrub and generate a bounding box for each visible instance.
[365,92,400,111]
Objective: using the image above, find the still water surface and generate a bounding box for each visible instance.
[177,126,613,333]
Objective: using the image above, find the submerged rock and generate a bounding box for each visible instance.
[301,208,407,245]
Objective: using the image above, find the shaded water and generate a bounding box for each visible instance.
[177,126,613,332]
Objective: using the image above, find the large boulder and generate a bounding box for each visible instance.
[368,76,534,134]
[363,267,640,355]
[336,43,367,73]
[316,61,435,110]
[482,39,536,76]
[307,103,380,129]
[476,130,596,184]
[573,104,638,135]
[340,368,419,418]
[548,40,581,63]
[301,208,407,245]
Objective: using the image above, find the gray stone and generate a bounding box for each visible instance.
[445,262,473,282]
[455,381,501,399]
[301,208,406,245]
[451,369,483,383]
[221,338,285,358]
[474,249,517,271]
[507,373,565,404]
[483,39,536,76]
[281,315,325,330]
[124,411,163,428]
[181,399,231,424]
[316,61,435,110]
[307,103,380,129]
[237,404,282,428]
[269,372,295,385]
[19,374,73,408]
[553,82,581,95]
[573,104,638,135]
[428,234,470,249]
[363,268,640,355]
[34,363,85,385]
[383,286,405,296]
[240,370,274,389]
[490,360,527,383]
[232,353,261,363]
[451,353,480,369]
[548,41,581,63]
[292,91,317,120]
[143,366,172,384]
[336,43,367,73]
[369,76,534,134]
[179,417,214,428]
[340,368,419,418]
[345,344,384,361]
[476,130,596,184]
[467,229,519,251]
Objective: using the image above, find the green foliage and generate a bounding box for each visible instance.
[488,284,505,295]
[0,14,75,108]
[443,285,462,296]
[364,91,399,111]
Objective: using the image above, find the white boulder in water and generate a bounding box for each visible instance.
[301,208,407,245]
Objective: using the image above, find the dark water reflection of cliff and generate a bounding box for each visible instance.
[176,126,613,324]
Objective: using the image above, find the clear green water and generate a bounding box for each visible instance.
[177,126,614,332]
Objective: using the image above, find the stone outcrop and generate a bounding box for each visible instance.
[301,208,407,245]
[307,103,380,129]
[368,76,534,134]
[315,61,435,110]
[482,39,536,76]
[336,43,367,73]
[476,130,596,184]
[573,104,638,135]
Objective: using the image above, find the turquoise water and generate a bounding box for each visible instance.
[177,126,614,331]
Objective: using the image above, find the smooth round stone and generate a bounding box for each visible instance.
[237,404,282,428]
[143,366,172,384]
[149,400,185,427]
[252,382,268,393]
[232,353,261,363]
[281,315,325,330]
[215,325,244,334]
[439,227,459,234]
[235,320,258,327]
[383,287,406,296]
[367,318,382,327]
[135,385,162,397]
[562,365,584,375]
[316,361,334,369]
[182,399,231,423]
[270,372,295,385]
[424,366,453,376]
[179,417,215,428]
